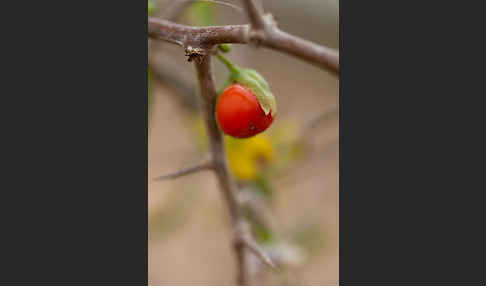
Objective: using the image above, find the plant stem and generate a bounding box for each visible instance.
[194,55,250,286]
[216,53,240,74]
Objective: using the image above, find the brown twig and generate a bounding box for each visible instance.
[194,55,251,286]
[153,159,213,181]
[241,0,265,30]
[242,235,277,270]
[148,18,249,48]
[148,17,338,74]
[240,0,338,73]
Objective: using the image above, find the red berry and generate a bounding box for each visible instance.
[216,84,274,138]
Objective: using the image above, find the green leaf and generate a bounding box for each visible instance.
[233,68,277,117]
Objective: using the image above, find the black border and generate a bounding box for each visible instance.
[338,1,473,284]
[3,1,149,284]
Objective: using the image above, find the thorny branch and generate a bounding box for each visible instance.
[148,18,248,48]
[241,234,277,270]
[153,159,213,181]
[237,0,338,74]
[148,16,339,74]
[150,0,338,285]
[194,55,255,286]
[241,0,266,30]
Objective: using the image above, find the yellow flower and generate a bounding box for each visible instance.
[225,134,274,181]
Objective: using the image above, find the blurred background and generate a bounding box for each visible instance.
[148,0,338,285]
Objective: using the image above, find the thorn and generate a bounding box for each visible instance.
[234,222,277,271]
[153,159,213,181]
[243,236,278,270]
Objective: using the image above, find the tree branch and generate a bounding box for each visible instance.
[153,159,213,181]
[241,0,265,30]
[264,28,339,74]
[148,17,249,48]
[193,55,250,286]
[240,0,339,73]
[148,17,339,75]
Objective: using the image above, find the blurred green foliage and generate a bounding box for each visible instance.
[187,2,216,26]
[148,1,156,15]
